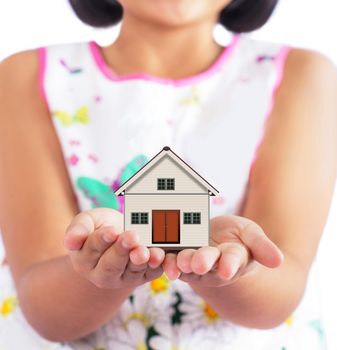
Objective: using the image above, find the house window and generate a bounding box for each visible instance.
[157,178,175,190]
[166,178,175,190]
[184,212,201,224]
[192,212,201,224]
[131,212,148,224]
[157,178,166,190]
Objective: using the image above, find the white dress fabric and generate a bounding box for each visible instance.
[0,34,327,349]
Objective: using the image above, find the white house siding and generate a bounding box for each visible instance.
[126,155,207,194]
[124,194,209,248]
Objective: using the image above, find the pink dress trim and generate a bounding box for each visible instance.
[249,45,292,174]
[88,35,240,86]
[37,47,49,108]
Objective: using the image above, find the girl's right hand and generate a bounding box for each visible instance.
[63,208,165,289]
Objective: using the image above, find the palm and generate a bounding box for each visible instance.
[162,215,283,287]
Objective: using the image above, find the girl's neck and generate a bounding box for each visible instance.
[102,13,224,80]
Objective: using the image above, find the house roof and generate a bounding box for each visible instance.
[114,146,219,196]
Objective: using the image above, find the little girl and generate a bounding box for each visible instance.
[0,0,337,349]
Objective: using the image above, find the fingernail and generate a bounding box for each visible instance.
[121,239,130,249]
[167,269,181,280]
[66,223,86,236]
[102,234,113,243]
[220,255,241,280]
[228,256,241,279]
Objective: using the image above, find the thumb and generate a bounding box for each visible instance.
[211,215,284,268]
[63,219,94,250]
[64,214,94,251]
[239,221,284,268]
[64,208,123,250]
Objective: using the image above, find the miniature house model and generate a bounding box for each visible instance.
[115,147,219,249]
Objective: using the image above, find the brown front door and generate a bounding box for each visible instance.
[152,210,180,244]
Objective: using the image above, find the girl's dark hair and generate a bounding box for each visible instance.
[68,0,279,33]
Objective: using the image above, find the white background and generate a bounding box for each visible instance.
[0,0,336,348]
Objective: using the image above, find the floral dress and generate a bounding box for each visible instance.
[0,34,327,349]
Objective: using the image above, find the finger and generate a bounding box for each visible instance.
[176,249,196,274]
[212,215,283,268]
[85,225,119,252]
[122,265,164,285]
[148,248,166,269]
[239,222,283,268]
[71,225,120,271]
[162,253,181,280]
[145,266,164,282]
[129,246,150,266]
[64,215,94,251]
[240,260,259,277]
[96,230,140,275]
[190,247,221,275]
[121,248,150,282]
[217,241,249,280]
[179,272,200,283]
[64,208,123,250]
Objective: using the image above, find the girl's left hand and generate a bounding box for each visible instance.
[162,215,284,286]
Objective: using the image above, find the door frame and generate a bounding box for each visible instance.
[152,209,180,244]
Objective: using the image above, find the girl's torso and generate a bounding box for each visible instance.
[0,34,326,350]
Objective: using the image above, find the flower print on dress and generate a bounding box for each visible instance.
[67,154,80,166]
[94,95,102,103]
[0,265,72,350]
[0,265,18,319]
[69,326,109,350]
[149,320,228,350]
[106,319,148,350]
[53,106,90,126]
[179,86,201,106]
[177,286,236,345]
[102,283,175,350]
[308,319,326,345]
[1,296,17,317]
[268,314,327,350]
[146,273,173,309]
[59,58,83,74]
[76,154,148,212]
[76,176,119,210]
[109,282,173,331]
[88,154,99,163]
[69,139,81,147]
[256,55,276,64]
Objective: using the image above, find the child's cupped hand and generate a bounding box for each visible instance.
[64,208,165,289]
[64,209,283,290]
[163,215,284,287]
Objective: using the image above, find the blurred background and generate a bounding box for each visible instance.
[0,0,336,348]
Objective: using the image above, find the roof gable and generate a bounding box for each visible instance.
[114,146,219,196]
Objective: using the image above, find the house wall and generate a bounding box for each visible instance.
[124,194,209,247]
[126,155,208,194]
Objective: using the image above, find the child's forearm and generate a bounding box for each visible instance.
[17,255,133,342]
[189,253,306,329]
